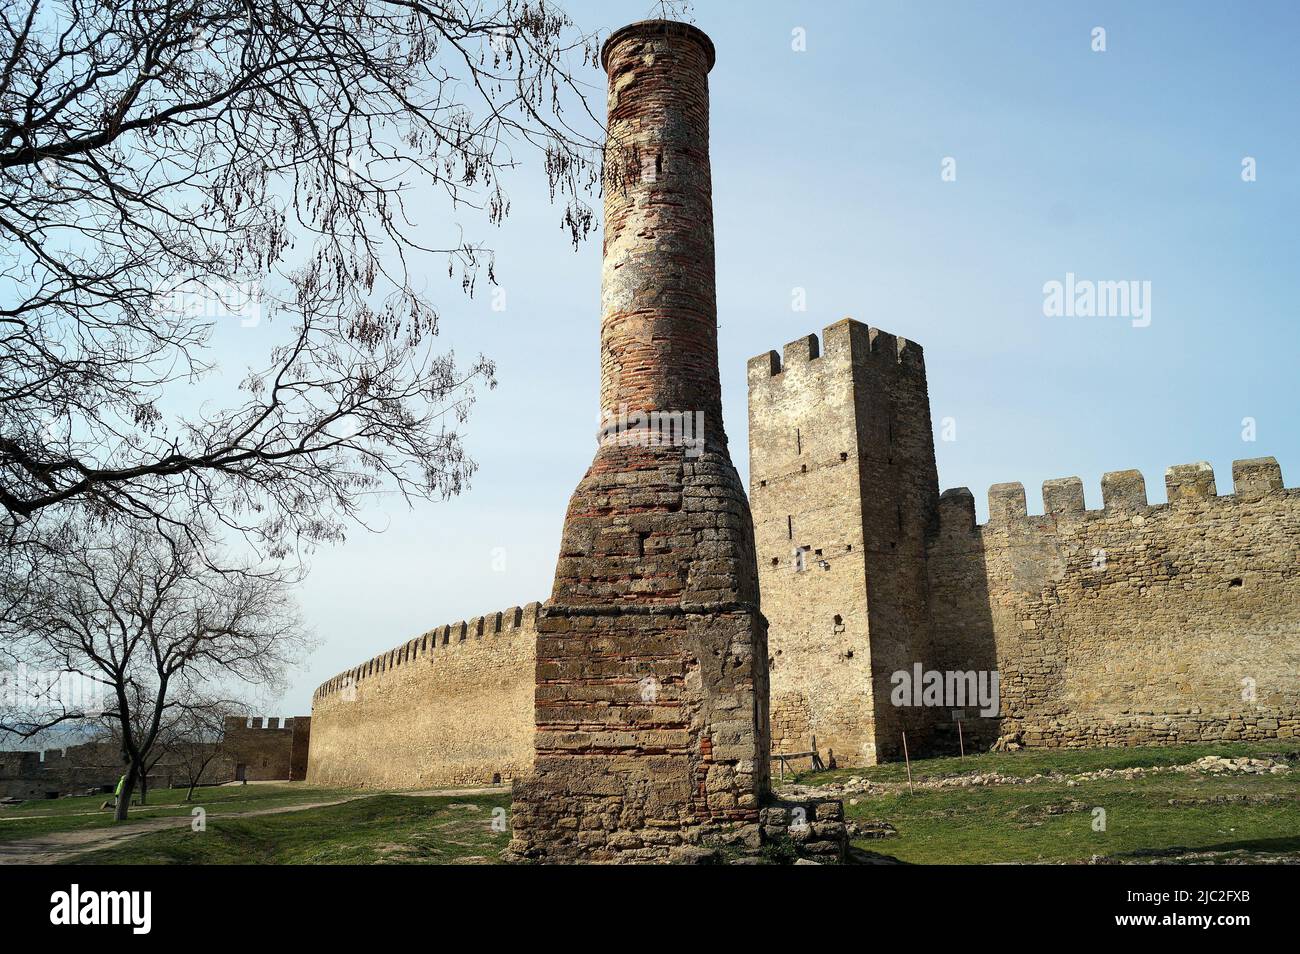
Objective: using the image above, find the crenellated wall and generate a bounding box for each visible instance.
[223,715,311,782]
[307,325,1299,784]
[748,318,1300,766]
[307,603,540,789]
[928,458,1300,751]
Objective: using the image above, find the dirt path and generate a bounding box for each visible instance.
[0,784,512,865]
[0,797,365,865]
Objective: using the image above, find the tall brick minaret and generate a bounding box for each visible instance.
[508,19,771,862]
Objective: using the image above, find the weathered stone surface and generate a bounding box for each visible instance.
[930,461,1300,752]
[1,716,310,798]
[306,605,537,788]
[303,21,1300,856]
[507,19,775,863]
[751,300,1299,768]
[749,318,940,765]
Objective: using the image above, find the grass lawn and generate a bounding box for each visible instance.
[7,741,1297,864]
[788,739,1300,786]
[784,740,1300,864]
[65,792,511,864]
[0,783,352,842]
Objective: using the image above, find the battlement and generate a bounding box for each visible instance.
[747,318,925,385]
[313,601,541,701]
[223,715,297,732]
[936,457,1289,533]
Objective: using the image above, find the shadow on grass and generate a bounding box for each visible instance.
[1112,834,1300,861]
[847,845,909,865]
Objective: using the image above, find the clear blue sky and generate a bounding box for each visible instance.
[262,1,1299,716]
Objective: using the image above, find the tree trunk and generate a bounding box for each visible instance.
[113,766,137,822]
[139,773,149,805]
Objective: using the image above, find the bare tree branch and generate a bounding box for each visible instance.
[0,0,601,552]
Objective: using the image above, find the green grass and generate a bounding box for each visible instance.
[9,742,1297,865]
[789,739,1300,786]
[784,741,1300,864]
[845,774,1300,864]
[66,793,511,865]
[0,784,351,842]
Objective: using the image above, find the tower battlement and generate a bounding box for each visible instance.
[749,318,940,764]
[748,319,926,384]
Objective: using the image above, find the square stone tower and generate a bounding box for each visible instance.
[508,20,771,862]
[748,320,940,765]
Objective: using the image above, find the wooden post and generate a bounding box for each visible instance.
[902,731,914,795]
[957,718,965,759]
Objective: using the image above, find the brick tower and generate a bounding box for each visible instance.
[508,20,772,862]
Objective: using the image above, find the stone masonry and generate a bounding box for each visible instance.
[223,716,312,782]
[928,458,1300,753]
[750,319,1300,765]
[1,715,310,799]
[749,320,940,766]
[307,604,537,789]
[507,20,771,862]
[508,20,843,863]
[303,22,1298,834]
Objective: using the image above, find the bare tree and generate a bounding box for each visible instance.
[12,520,310,820]
[0,0,601,548]
[0,519,103,738]
[165,700,238,801]
[97,684,231,804]
[0,0,604,740]
[133,694,239,801]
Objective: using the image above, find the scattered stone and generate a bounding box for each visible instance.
[847,820,898,839]
[1176,756,1290,775]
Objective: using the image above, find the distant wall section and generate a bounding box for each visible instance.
[307,603,539,789]
[223,716,306,782]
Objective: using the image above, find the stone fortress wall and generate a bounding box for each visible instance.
[1,715,312,799]
[222,716,312,782]
[749,319,940,766]
[750,318,1300,765]
[306,603,539,789]
[308,317,1299,784]
[928,458,1300,753]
